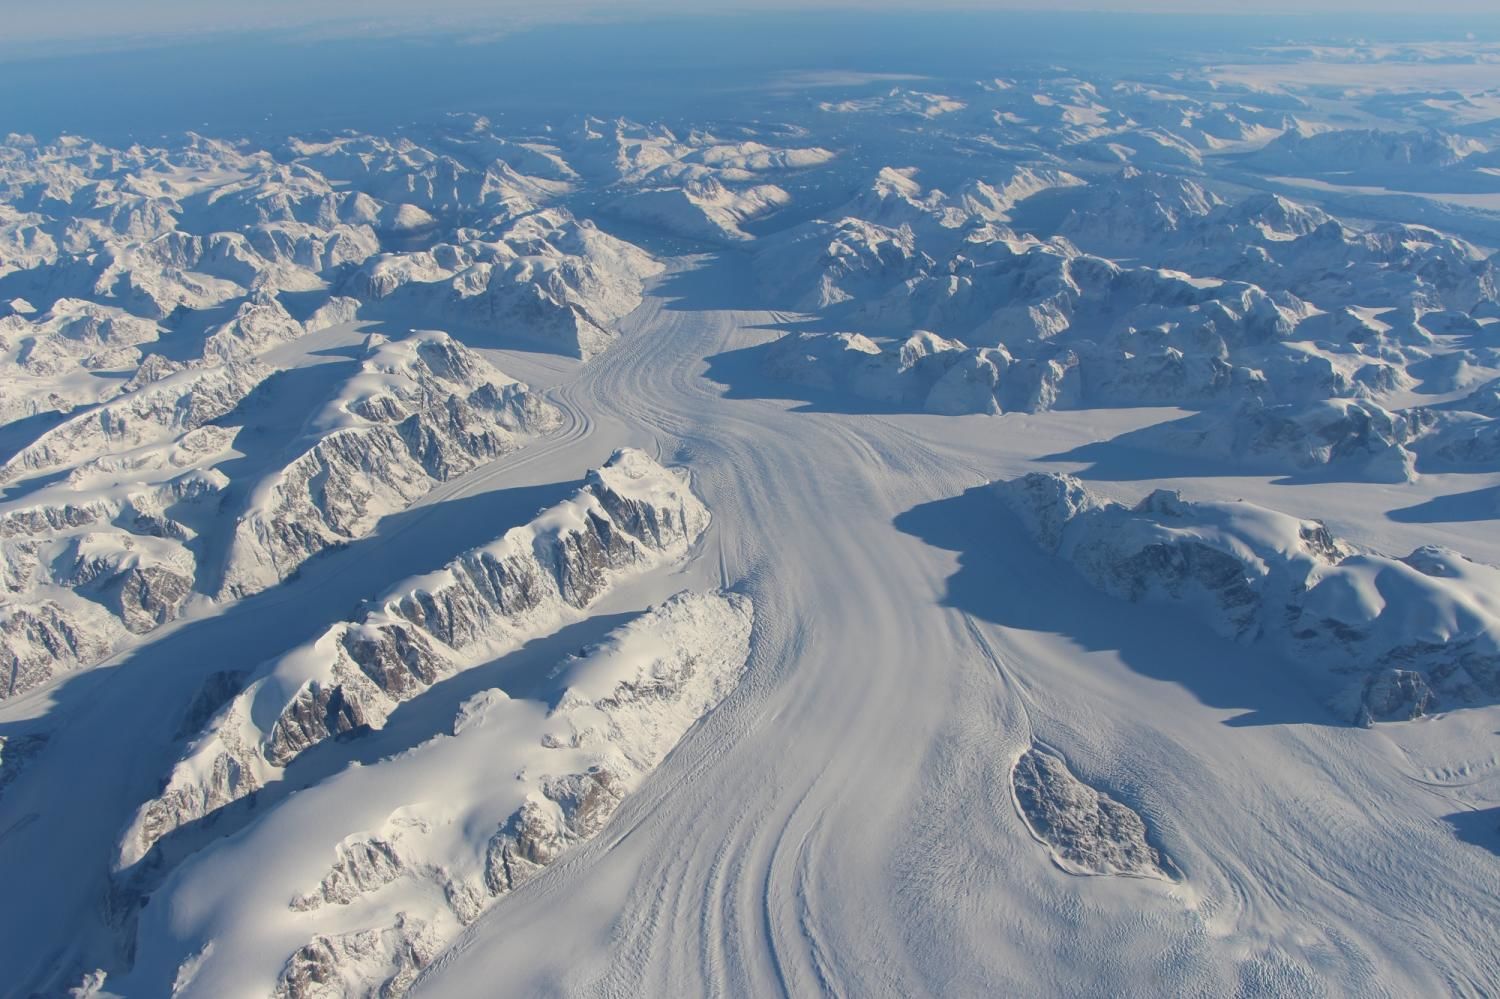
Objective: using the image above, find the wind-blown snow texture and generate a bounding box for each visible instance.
[3,27,1500,999]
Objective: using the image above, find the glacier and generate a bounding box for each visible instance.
[1,16,1499,998]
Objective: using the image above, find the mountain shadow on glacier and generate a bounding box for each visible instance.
[0,477,586,974]
[111,603,641,911]
[1444,806,1500,856]
[703,338,937,415]
[1388,483,1500,524]
[1041,416,1415,487]
[654,249,815,315]
[138,301,247,364]
[0,464,73,504]
[193,356,363,594]
[894,483,1333,728]
[1042,431,1276,484]
[0,410,69,466]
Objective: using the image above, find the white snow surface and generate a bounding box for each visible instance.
[119,589,753,998]
[2,39,1500,999]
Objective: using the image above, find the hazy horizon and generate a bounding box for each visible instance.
[6,1,1500,53]
[5,8,1500,143]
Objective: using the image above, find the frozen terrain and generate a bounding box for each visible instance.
[2,15,1500,999]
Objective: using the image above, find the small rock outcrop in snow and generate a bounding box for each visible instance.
[1012,746,1171,880]
[272,914,440,999]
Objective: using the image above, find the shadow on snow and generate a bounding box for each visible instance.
[894,482,1348,731]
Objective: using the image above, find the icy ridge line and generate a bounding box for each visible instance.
[120,448,709,868]
[219,331,562,599]
[266,590,753,999]
[0,331,558,703]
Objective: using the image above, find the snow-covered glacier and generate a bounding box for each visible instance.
[2,15,1500,999]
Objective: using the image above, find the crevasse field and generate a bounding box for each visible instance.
[1,12,1499,997]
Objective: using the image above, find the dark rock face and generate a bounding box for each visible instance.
[1012,746,1170,879]
[112,563,193,634]
[261,505,652,773]
[0,501,112,537]
[175,670,246,739]
[275,938,341,999]
[1086,538,1262,639]
[221,332,562,599]
[0,359,269,483]
[588,483,673,550]
[0,732,49,800]
[551,510,632,606]
[291,838,404,911]
[1,476,221,701]
[129,450,712,869]
[484,768,627,897]
[2,602,110,698]
[265,682,370,768]
[343,626,444,701]
[255,449,707,776]
[1350,669,1435,726]
[135,750,258,856]
[273,914,436,999]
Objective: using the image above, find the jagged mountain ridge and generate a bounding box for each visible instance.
[2,35,1500,999]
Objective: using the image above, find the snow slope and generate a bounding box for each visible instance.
[121,590,753,998]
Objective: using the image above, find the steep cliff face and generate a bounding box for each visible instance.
[219,332,562,598]
[123,449,710,868]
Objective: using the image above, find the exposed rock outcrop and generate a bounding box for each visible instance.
[220,332,561,598]
[259,589,753,997]
[995,473,1500,719]
[122,449,710,868]
[1012,746,1171,879]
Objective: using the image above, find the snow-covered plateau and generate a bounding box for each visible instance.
[2,22,1500,999]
